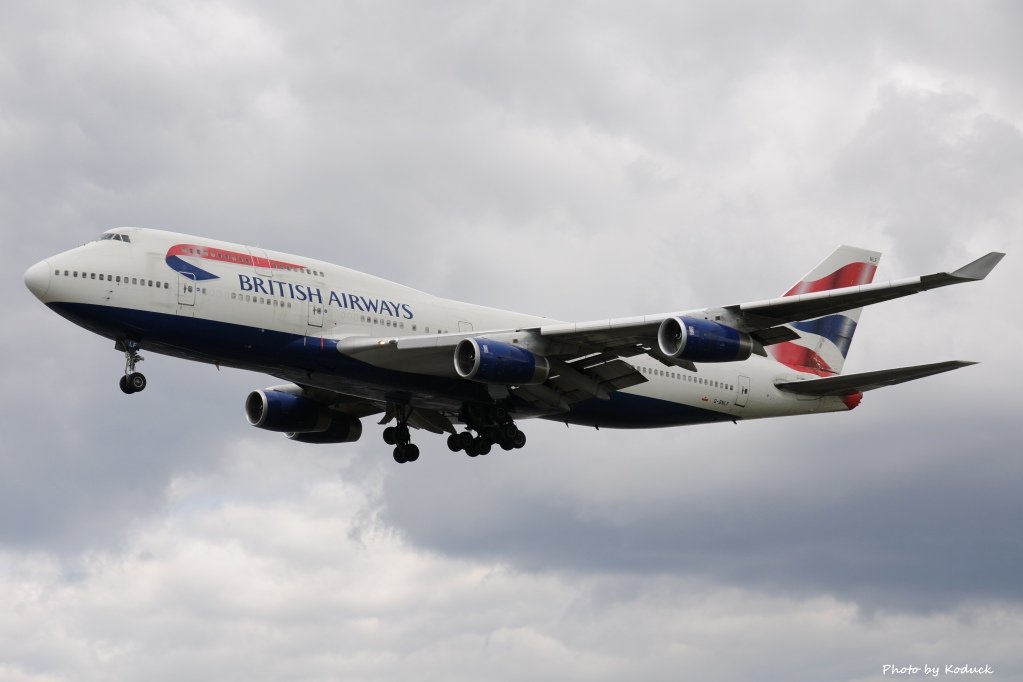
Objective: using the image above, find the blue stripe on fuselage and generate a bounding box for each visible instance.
[47,302,729,429]
[549,391,732,429]
[165,255,219,281]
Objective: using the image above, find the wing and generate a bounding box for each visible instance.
[333,251,1003,413]
[535,251,1005,351]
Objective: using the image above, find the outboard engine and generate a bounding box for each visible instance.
[657,316,753,363]
[245,389,361,443]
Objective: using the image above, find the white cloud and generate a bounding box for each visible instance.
[4,1,1022,679]
[3,445,1021,681]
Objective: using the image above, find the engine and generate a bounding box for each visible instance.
[244,389,362,443]
[454,338,549,385]
[657,316,753,363]
[287,416,362,444]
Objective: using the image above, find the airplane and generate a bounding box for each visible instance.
[23,228,1004,463]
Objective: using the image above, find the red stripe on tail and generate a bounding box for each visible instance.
[784,262,877,296]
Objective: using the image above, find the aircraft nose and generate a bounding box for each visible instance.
[24,259,52,299]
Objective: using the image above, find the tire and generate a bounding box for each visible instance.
[383,426,397,445]
[475,438,491,456]
[405,444,420,462]
[395,425,410,443]
[393,445,407,463]
[447,434,462,452]
[119,375,134,394]
[512,430,526,449]
[127,372,147,392]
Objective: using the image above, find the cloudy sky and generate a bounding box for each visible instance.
[3,1,1022,680]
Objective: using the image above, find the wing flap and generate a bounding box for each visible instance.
[775,361,977,396]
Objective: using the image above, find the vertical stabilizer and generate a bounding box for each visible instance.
[767,246,881,375]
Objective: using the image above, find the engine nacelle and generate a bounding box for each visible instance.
[454,338,549,385]
[245,389,333,433]
[657,316,753,363]
[287,415,363,444]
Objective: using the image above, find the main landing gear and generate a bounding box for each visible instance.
[117,339,147,394]
[382,407,419,463]
[381,402,527,463]
[446,403,526,458]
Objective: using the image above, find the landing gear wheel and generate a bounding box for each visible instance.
[512,430,526,449]
[404,444,420,462]
[393,446,407,463]
[395,424,410,443]
[383,426,397,445]
[118,338,146,395]
[447,434,462,452]
[127,372,147,393]
[474,437,491,456]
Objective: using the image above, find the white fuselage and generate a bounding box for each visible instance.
[25,228,850,429]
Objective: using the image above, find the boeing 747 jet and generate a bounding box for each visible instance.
[24,228,1003,462]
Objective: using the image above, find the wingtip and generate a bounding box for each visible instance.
[953,252,1006,280]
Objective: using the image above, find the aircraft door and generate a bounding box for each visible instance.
[307,300,324,327]
[177,273,196,306]
[735,375,750,408]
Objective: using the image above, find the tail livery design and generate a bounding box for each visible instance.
[768,246,881,376]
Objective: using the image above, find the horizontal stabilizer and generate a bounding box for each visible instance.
[775,361,977,396]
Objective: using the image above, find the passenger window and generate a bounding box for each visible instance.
[90,273,95,279]
[148,280,153,287]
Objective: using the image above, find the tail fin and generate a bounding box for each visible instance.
[767,246,881,376]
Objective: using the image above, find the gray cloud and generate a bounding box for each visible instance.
[3,1,1021,679]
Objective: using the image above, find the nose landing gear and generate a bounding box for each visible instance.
[117,339,147,394]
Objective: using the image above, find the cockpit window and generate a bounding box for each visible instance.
[100,233,131,243]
